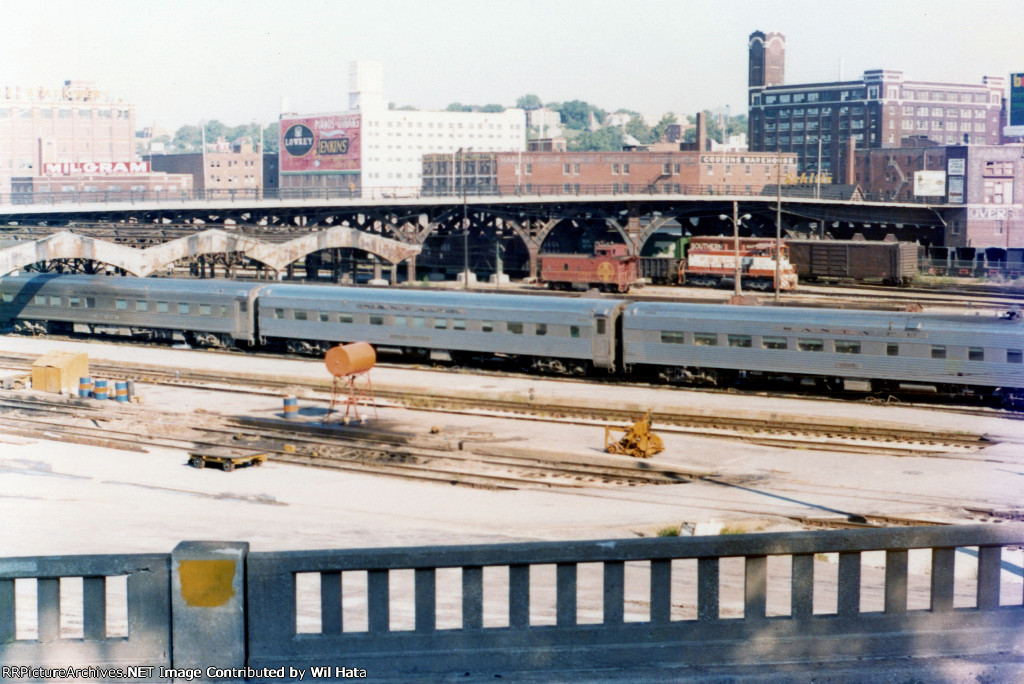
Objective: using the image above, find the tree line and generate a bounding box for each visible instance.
[147,95,746,155]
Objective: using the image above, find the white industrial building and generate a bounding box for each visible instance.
[280,62,526,198]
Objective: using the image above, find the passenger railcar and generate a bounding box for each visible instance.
[622,300,1024,404]
[0,274,262,346]
[256,284,624,373]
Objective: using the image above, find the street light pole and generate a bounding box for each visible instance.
[775,156,783,303]
[719,203,751,297]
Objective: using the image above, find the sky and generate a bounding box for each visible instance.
[4,0,1022,132]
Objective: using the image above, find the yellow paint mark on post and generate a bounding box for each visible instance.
[178,560,236,607]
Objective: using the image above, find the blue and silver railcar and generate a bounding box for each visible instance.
[256,284,625,373]
[622,301,1024,403]
[0,274,262,346]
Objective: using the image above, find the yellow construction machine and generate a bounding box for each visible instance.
[604,409,664,459]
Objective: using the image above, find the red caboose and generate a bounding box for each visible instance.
[540,243,638,293]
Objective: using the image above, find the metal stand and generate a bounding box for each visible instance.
[326,371,377,423]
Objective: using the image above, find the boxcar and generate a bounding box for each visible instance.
[256,284,626,373]
[621,300,1024,403]
[0,274,262,346]
[788,239,919,284]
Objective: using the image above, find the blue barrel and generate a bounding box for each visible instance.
[115,381,129,403]
[93,379,108,401]
[283,395,298,419]
[79,377,93,398]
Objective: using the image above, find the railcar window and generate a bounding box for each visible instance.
[369,316,383,326]
[931,345,946,360]
[887,343,899,356]
[115,299,127,310]
[34,295,45,305]
[272,308,284,319]
[694,333,718,346]
[1,293,11,303]
[535,323,547,336]
[317,312,328,322]
[157,302,169,313]
[239,301,247,313]
[482,321,494,333]
[85,298,94,309]
[434,318,447,329]
[178,303,190,315]
[660,331,685,344]
[393,315,405,326]
[49,296,61,306]
[340,313,354,324]
[728,334,752,348]
[969,347,985,362]
[570,326,580,338]
[762,336,787,350]
[1008,350,1022,364]
[508,322,524,334]
[220,306,227,316]
[295,310,308,321]
[798,338,824,352]
[69,297,81,308]
[453,319,466,331]
[835,340,861,354]
[199,304,212,316]
[409,316,424,328]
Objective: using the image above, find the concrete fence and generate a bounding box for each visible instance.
[2,525,1023,681]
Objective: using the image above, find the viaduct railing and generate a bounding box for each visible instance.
[2,182,938,208]
[2,525,1022,681]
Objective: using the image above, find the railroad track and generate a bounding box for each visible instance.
[0,352,996,458]
[0,394,706,490]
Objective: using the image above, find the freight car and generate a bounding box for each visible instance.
[540,243,637,293]
[787,239,919,285]
[1,274,1021,407]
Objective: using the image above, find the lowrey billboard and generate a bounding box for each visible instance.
[280,114,361,174]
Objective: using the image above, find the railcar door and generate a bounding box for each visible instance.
[591,314,614,370]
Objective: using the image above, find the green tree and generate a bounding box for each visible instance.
[557,100,605,131]
[568,127,625,152]
[625,115,653,144]
[479,104,505,113]
[446,102,472,112]
[651,113,678,143]
[516,94,543,110]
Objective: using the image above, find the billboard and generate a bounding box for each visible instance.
[1011,73,1024,127]
[42,161,150,176]
[280,114,361,174]
[913,170,946,196]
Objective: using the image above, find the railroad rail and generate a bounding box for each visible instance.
[0,352,994,457]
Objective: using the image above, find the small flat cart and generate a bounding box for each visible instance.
[188,447,269,472]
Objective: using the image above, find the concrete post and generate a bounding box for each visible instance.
[171,541,249,676]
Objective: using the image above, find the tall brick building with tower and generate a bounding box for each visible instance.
[747,31,1005,182]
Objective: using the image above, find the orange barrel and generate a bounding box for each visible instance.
[93,379,108,401]
[79,377,93,398]
[283,395,298,419]
[115,382,129,403]
[325,342,376,377]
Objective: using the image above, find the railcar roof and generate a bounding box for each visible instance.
[259,283,625,315]
[624,300,1023,334]
[0,274,261,297]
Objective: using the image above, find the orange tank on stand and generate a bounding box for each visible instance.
[325,342,378,423]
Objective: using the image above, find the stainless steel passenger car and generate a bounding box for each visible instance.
[0,274,263,346]
[621,301,1024,402]
[256,284,625,373]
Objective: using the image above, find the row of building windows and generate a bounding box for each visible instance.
[0,107,132,119]
[760,89,990,106]
[656,329,1021,362]
[367,120,521,130]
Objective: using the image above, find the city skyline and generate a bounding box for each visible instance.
[5,0,1021,131]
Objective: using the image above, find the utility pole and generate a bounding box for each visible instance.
[775,156,783,303]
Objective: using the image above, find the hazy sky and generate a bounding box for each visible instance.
[6,0,1021,131]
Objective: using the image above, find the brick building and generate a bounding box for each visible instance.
[422,149,796,196]
[151,138,262,196]
[854,142,1024,248]
[0,80,135,196]
[747,31,1005,176]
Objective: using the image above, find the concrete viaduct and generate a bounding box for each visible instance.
[0,191,947,278]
